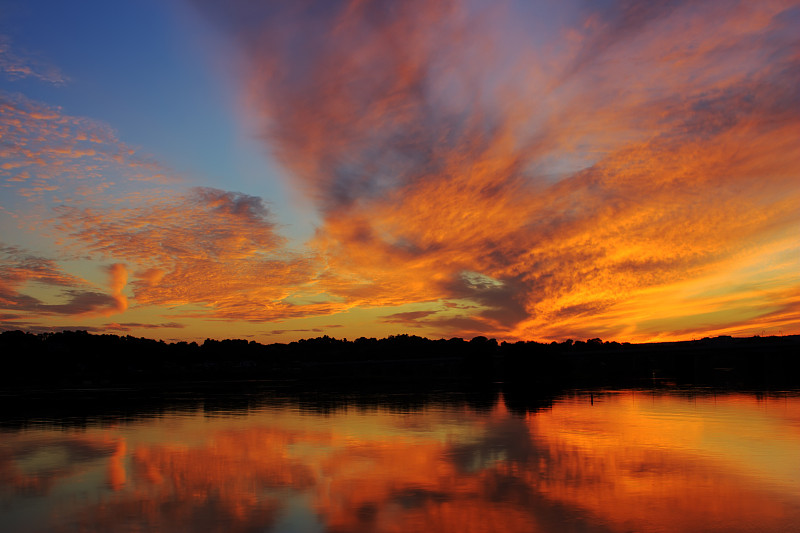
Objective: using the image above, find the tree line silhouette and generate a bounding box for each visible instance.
[1,330,798,388]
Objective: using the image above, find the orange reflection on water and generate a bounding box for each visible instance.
[2,392,799,532]
[529,392,800,532]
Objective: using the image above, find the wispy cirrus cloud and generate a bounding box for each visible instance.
[0,34,66,84]
[193,0,800,340]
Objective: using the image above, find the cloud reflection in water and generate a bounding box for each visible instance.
[1,391,799,532]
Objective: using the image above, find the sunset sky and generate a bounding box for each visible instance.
[1,0,798,343]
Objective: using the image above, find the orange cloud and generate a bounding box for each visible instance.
[55,188,331,322]
[3,1,798,340]
[195,0,800,341]
[1,90,338,329]
[0,243,127,319]
[106,263,128,315]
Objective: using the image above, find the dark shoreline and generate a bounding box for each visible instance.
[2,330,799,391]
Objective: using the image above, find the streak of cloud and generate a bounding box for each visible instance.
[380,310,439,327]
[104,322,186,332]
[0,35,66,84]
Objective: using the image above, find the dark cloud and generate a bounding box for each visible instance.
[380,310,439,326]
[264,327,328,336]
[36,290,120,315]
[104,322,186,331]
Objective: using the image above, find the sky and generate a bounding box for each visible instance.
[1,0,798,344]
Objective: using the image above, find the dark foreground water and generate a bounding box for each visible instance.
[1,386,799,532]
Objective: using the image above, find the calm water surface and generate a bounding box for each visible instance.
[1,388,799,532]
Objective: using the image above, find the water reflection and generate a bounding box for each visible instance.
[1,389,799,532]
